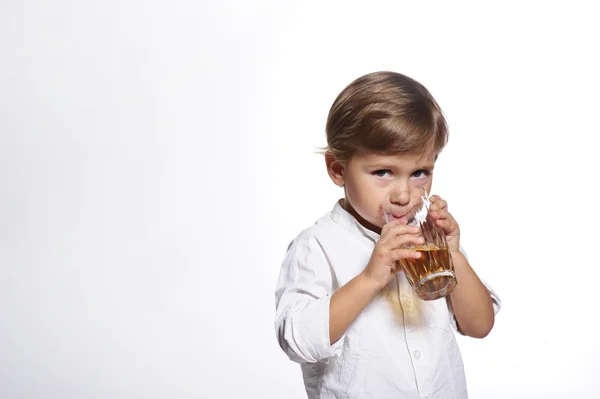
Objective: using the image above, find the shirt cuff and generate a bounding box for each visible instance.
[281,294,345,363]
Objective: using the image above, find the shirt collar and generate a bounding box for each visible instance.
[330,200,381,243]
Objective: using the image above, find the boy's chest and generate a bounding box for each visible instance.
[318,232,374,288]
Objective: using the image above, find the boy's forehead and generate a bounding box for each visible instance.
[356,150,437,167]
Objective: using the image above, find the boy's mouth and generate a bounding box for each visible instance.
[385,212,408,224]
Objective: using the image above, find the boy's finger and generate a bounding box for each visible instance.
[429,198,448,211]
[381,217,411,235]
[380,232,424,254]
[380,220,395,236]
[390,248,421,261]
[380,232,422,247]
[391,234,424,248]
[431,209,446,220]
[436,218,458,232]
[382,216,403,231]
[430,209,454,221]
[387,224,420,237]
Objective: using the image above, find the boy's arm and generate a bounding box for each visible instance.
[447,251,495,338]
[330,220,423,344]
[275,233,353,364]
[427,195,498,338]
[328,273,380,344]
[276,222,422,363]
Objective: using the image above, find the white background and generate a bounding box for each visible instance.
[1,1,599,398]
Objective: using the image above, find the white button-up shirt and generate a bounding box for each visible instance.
[275,202,501,399]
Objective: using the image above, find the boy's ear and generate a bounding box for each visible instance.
[325,152,345,187]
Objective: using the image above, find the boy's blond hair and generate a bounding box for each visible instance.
[325,71,448,162]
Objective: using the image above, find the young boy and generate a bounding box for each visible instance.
[274,71,501,399]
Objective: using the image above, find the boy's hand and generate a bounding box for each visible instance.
[428,195,460,253]
[361,219,423,290]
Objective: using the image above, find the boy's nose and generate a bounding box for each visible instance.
[390,190,411,206]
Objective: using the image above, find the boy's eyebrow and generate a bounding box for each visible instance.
[364,163,435,170]
[363,162,391,168]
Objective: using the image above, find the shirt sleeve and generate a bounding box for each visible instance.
[274,232,345,364]
[448,246,502,334]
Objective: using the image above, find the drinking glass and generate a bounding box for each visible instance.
[382,187,457,300]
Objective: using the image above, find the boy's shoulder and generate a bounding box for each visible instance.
[286,207,339,252]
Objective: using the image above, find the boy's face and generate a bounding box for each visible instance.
[327,150,436,234]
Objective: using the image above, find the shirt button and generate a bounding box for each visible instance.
[414,350,421,359]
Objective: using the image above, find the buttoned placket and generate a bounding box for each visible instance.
[361,226,425,399]
[396,273,426,399]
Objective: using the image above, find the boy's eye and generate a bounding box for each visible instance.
[373,169,392,178]
[412,169,430,178]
